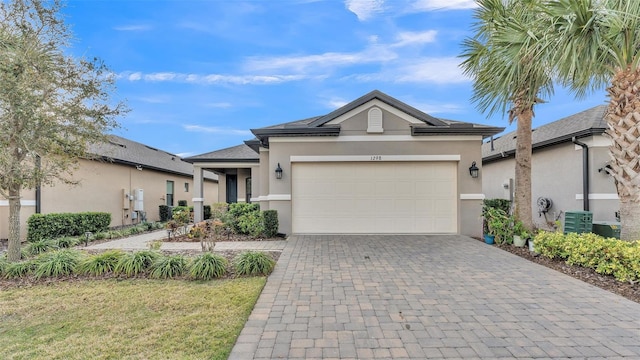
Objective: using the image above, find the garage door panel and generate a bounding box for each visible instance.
[292,162,457,234]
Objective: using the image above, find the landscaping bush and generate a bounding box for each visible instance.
[233,251,275,276]
[263,210,279,238]
[79,250,125,276]
[211,203,229,221]
[159,205,171,222]
[227,203,262,235]
[178,200,188,207]
[34,249,83,279]
[57,237,79,249]
[27,212,111,242]
[4,260,36,279]
[189,253,228,280]
[25,239,58,256]
[482,198,511,214]
[203,205,212,220]
[534,231,640,283]
[0,255,6,276]
[151,254,187,279]
[172,209,190,226]
[115,250,159,277]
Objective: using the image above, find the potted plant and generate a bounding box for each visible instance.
[512,220,529,247]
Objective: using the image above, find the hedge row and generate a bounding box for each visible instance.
[535,231,640,283]
[27,212,111,242]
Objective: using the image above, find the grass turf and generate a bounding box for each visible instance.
[0,277,266,359]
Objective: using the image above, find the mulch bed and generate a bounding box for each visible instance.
[487,240,640,304]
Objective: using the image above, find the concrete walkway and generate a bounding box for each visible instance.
[84,230,287,252]
[230,235,640,359]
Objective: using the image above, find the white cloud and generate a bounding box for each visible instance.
[128,72,142,81]
[135,96,169,104]
[175,152,195,158]
[411,0,478,11]
[120,72,307,85]
[394,57,469,84]
[412,101,465,114]
[342,57,470,84]
[345,0,385,21]
[244,45,397,73]
[323,98,349,109]
[392,30,438,47]
[113,24,151,31]
[183,125,253,136]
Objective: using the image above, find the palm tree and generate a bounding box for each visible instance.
[460,0,554,230]
[545,0,640,240]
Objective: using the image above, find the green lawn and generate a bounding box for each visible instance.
[0,277,266,360]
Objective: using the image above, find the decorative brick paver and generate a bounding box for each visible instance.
[230,235,640,359]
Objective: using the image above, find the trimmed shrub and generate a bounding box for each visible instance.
[263,210,279,238]
[34,249,83,279]
[227,203,262,235]
[25,239,58,256]
[151,255,187,279]
[159,205,171,222]
[233,251,275,276]
[27,212,111,242]
[203,205,212,220]
[80,250,125,276]
[534,231,640,283]
[178,200,188,207]
[189,253,228,280]
[211,203,229,221]
[115,250,159,277]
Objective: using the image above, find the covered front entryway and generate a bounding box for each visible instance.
[291,161,457,233]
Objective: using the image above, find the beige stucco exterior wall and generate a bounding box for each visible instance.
[482,136,618,230]
[0,158,218,240]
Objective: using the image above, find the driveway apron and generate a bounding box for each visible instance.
[230,235,640,359]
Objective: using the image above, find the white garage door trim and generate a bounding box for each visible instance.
[291,160,458,234]
[291,154,460,162]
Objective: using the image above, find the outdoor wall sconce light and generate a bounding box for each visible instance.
[469,161,479,178]
[275,163,283,180]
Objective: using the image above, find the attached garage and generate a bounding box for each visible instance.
[189,90,504,238]
[291,160,458,234]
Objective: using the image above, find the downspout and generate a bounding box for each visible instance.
[35,155,41,214]
[572,137,589,211]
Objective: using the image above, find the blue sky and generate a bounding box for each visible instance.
[64,0,607,157]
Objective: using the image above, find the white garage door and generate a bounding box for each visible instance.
[291,161,457,234]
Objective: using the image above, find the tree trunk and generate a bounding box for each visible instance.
[606,67,640,240]
[7,189,22,262]
[514,108,534,230]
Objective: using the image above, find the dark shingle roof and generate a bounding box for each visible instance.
[91,135,218,181]
[185,144,259,162]
[482,105,608,163]
[250,90,503,142]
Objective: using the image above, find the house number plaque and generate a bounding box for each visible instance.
[370,155,382,161]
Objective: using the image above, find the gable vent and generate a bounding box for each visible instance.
[367,107,383,133]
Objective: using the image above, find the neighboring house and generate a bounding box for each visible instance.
[186,90,503,237]
[0,135,218,240]
[482,105,618,230]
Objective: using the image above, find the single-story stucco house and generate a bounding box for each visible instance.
[186,90,503,238]
[482,105,619,230]
[0,135,218,240]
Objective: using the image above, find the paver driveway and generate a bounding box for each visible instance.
[230,235,640,359]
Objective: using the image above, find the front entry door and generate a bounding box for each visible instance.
[226,175,237,203]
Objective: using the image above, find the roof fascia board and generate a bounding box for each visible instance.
[308,90,447,127]
[412,126,504,138]
[483,128,606,163]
